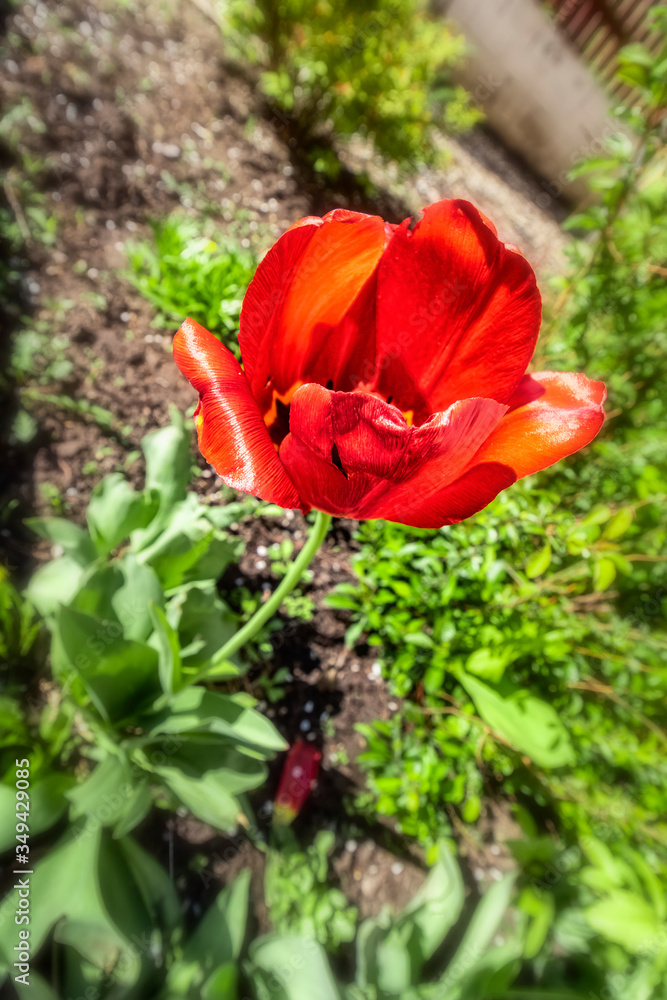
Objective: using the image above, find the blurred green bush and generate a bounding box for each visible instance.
[223,0,481,174]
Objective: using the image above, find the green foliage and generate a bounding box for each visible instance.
[540,10,667,502]
[251,849,524,1000]
[340,484,666,880]
[1,412,286,855]
[224,0,481,173]
[125,214,257,351]
[0,568,40,668]
[0,840,527,999]
[338,22,667,996]
[0,826,182,996]
[10,321,73,386]
[0,101,58,250]
[266,829,358,951]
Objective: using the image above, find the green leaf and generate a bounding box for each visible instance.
[525,543,552,579]
[617,42,654,67]
[249,935,342,1000]
[169,585,238,668]
[156,765,240,831]
[12,973,59,1000]
[86,474,158,555]
[112,780,153,839]
[325,593,359,610]
[0,825,130,976]
[107,833,181,936]
[113,553,164,642]
[146,687,287,752]
[399,846,465,959]
[592,557,616,592]
[458,673,575,769]
[579,504,612,527]
[585,891,661,953]
[54,606,159,722]
[153,737,268,795]
[357,846,465,992]
[150,602,182,694]
[602,507,634,540]
[137,496,242,590]
[437,874,516,992]
[142,407,191,511]
[466,646,516,684]
[202,962,239,999]
[167,870,249,996]
[0,773,73,853]
[66,755,135,827]
[24,555,86,618]
[25,517,97,566]
[70,564,123,622]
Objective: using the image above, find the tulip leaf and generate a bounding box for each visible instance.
[155,765,240,831]
[24,555,86,618]
[249,934,342,1000]
[53,606,160,723]
[86,474,158,555]
[0,773,73,853]
[146,687,287,752]
[356,845,465,992]
[150,601,182,694]
[142,407,191,511]
[25,516,97,566]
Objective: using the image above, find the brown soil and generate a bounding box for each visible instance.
[1,0,567,924]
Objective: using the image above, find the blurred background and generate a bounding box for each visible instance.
[1,1,666,998]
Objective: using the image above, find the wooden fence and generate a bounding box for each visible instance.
[546,0,662,101]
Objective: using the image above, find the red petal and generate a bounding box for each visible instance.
[173,318,304,509]
[373,200,542,419]
[280,384,508,527]
[239,211,389,419]
[471,371,606,477]
[238,216,322,392]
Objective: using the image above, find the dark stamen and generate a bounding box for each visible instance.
[331,443,348,479]
[326,379,334,390]
[387,395,393,405]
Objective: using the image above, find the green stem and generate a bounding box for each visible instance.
[201,510,332,679]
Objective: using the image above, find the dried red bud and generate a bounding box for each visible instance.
[274,739,321,825]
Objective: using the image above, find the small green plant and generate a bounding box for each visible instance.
[37,481,68,515]
[224,0,481,173]
[251,849,523,1000]
[10,322,73,385]
[0,411,286,853]
[0,840,527,999]
[0,569,40,669]
[125,215,257,351]
[266,829,357,951]
[257,665,292,703]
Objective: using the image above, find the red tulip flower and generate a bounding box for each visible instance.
[173,200,605,528]
[274,740,322,825]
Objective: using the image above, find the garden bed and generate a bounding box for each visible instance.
[2,1,666,997]
[1,0,566,894]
